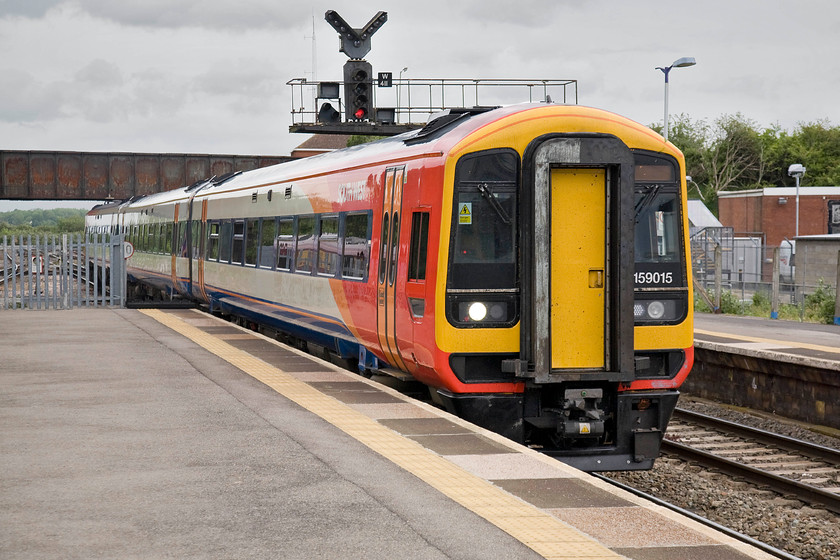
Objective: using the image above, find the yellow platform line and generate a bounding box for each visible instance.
[141,309,621,560]
[695,328,840,355]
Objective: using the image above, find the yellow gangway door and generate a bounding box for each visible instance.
[550,168,606,370]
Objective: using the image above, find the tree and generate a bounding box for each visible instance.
[701,114,765,195]
[665,113,711,200]
[346,135,387,147]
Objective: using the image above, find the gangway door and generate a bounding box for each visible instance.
[520,136,635,383]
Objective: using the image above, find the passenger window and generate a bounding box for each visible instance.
[178,221,188,257]
[245,219,259,266]
[153,223,161,254]
[276,218,294,271]
[343,213,370,280]
[296,216,315,273]
[219,221,233,263]
[164,222,173,254]
[259,219,276,269]
[318,215,339,276]
[207,221,220,261]
[408,212,429,281]
[231,221,245,265]
[191,220,201,258]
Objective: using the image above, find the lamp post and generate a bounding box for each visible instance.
[397,67,408,123]
[656,56,696,141]
[788,163,806,237]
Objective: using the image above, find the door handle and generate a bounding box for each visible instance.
[589,269,604,288]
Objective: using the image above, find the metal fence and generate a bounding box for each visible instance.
[691,228,840,323]
[1,234,126,310]
[287,78,579,128]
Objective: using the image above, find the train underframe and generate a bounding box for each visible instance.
[435,383,680,471]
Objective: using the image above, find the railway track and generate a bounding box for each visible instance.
[664,407,840,514]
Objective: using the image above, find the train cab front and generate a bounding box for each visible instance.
[434,133,693,472]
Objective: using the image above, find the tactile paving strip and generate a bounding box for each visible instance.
[141,309,621,560]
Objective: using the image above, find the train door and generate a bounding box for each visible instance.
[190,198,208,301]
[551,168,606,369]
[171,204,180,291]
[376,167,410,371]
[521,136,635,383]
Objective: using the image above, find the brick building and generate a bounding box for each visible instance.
[290,135,351,158]
[718,187,840,246]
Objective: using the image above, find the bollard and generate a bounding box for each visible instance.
[714,244,722,313]
[834,249,840,326]
[771,246,780,319]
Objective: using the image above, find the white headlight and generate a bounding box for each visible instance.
[468,302,487,321]
[647,300,666,320]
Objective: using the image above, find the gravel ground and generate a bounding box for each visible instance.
[603,397,840,560]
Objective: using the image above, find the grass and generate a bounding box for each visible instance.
[694,280,838,324]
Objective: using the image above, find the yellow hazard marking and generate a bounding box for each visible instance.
[458,202,472,225]
[141,309,622,560]
[695,328,840,355]
[579,423,591,435]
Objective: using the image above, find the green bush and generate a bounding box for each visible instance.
[693,289,745,314]
[804,279,836,324]
[694,290,712,313]
[750,290,770,309]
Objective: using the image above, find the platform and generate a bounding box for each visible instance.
[691,312,840,431]
[694,312,840,369]
[1,308,776,559]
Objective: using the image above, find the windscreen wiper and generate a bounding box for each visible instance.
[477,183,512,225]
[634,184,662,221]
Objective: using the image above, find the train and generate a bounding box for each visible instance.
[86,103,694,471]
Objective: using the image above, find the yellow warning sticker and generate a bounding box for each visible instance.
[579,423,591,434]
[458,202,472,225]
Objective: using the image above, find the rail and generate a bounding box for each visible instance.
[664,408,840,514]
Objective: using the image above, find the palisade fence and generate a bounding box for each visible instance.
[1,234,126,310]
[691,227,840,323]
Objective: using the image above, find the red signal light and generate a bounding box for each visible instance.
[354,108,367,119]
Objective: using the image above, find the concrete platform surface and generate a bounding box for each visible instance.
[695,312,840,369]
[1,308,777,559]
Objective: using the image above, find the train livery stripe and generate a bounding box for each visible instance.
[449,106,666,160]
[141,309,620,560]
[695,328,840,355]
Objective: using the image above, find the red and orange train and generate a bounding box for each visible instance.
[87,103,694,470]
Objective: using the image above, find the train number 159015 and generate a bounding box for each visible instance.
[634,271,673,285]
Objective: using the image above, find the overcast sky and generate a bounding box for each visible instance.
[1,0,839,210]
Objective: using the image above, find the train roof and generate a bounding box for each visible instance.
[95,103,670,214]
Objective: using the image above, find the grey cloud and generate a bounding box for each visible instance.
[50,0,313,31]
[447,0,581,29]
[0,0,62,18]
[0,69,67,122]
[129,69,190,117]
[75,59,124,88]
[192,62,280,97]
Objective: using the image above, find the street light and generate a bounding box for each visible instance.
[397,67,408,123]
[656,56,696,141]
[788,163,806,237]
